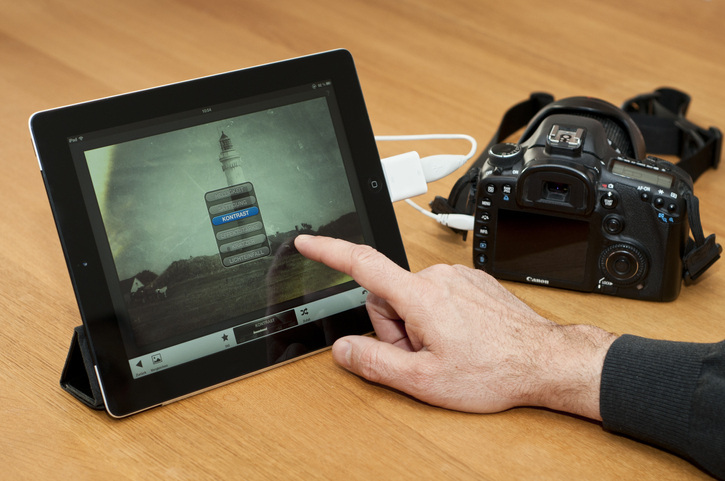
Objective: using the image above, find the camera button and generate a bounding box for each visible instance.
[502,184,513,195]
[654,197,666,208]
[479,197,493,208]
[667,202,678,213]
[600,191,618,209]
[604,215,624,235]
[485,183,496,194]
[475,240,488,251]
[640,192,651,202]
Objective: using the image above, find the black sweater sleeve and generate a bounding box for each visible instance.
[600,335,725,479]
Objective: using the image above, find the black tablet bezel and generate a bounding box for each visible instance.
[30,49,408,417]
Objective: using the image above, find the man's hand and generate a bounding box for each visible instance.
[294,235,617,419]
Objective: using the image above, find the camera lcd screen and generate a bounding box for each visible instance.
[495,209,589,283]
[611,160,673,189]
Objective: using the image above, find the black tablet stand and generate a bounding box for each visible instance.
[60,326,105,410]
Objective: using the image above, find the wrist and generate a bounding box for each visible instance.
[528,324,618,420]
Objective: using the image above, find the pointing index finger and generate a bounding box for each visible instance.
[294,235,411,303]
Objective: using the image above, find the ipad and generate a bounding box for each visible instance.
[30,49,408,417]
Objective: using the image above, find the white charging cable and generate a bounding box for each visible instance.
[375,134,478,182]
[375,134,477,231]
[403,197,476,230]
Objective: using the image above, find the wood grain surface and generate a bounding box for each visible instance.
[1,0,724,479]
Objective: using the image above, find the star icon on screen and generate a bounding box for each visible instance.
[222,334,229,342]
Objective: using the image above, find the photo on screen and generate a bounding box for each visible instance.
[84,97,364,348]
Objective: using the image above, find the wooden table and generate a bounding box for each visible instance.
[2,0,723,479]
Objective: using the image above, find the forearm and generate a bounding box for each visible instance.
[600,336,725,479]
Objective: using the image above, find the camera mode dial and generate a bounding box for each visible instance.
[488,143,524,169]
[600,243,648,285]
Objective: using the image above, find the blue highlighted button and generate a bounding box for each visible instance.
[212,206,259,226]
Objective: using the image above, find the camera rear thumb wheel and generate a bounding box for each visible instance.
[600,243,648,285]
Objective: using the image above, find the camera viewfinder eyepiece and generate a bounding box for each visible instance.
[543,181,570,202]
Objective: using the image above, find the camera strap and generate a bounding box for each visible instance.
[622,87,722,182]
[621,88,722,283]
[682,191,721,284]
[431,88,722,282]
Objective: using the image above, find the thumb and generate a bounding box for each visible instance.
[332,336,421,391]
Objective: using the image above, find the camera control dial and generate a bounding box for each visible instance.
[600,243,648,285]
[488,143,524,169]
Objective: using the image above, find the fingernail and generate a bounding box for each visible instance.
[293,235,309,249]
[335,339,352,367]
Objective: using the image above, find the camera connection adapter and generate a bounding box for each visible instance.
[376,134,477,231]
[433,88,722,301]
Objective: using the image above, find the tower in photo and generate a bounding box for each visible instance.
[218,132,245,186]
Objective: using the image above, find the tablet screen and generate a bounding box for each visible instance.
[72,81,369,378]
[31,50,407,416]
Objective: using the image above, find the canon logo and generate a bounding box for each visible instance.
[526,276,550,285]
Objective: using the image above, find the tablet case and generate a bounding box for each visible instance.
[60,326,105,410]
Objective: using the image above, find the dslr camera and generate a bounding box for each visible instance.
[471,96,719,301]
